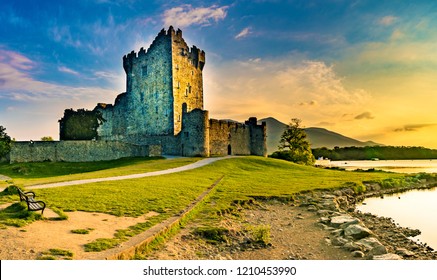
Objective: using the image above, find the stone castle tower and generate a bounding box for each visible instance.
[96,26,205,140]
[57,27,267,159]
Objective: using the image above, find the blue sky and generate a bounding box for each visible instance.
[2,0,437,148]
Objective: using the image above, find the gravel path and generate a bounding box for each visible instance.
[27,156,232,190]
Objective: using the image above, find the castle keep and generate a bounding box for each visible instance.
[10,27,266,163]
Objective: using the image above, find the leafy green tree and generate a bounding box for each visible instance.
[41,136,54,141]
[0,125,12,158]
[271,118,315,165]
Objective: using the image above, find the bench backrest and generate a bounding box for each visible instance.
[15,187,28,202]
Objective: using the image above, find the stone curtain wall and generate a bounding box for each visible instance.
[208,118,267,157]
[209,120,251,156]
[9,141,153,163]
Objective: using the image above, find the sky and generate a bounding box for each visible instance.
[1,0,437,148]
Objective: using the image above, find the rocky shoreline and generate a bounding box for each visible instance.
[297,181,437,260]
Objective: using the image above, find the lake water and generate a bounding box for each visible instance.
[356,187,437,251]
[321,160,437,251]
[315,159,437,173]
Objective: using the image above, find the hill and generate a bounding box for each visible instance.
[259,117,380,154]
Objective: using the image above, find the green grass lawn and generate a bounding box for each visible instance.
[0,157,201,187]
[29,157,401,220]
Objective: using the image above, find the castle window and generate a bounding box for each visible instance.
[191,70,194,76]
[142,66,148,77]
[177,81,180,89]
[175,64,179,70]
[185,88,188,97]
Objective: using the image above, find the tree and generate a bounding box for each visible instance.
[271,118,315,165]
[41,136,54,141]
[0,125,12,158]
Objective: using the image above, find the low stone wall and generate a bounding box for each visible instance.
[9,140,158,163]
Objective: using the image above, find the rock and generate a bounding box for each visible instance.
[355,237,384,251]
[330,215,360,228]
[335,196,349,209]
[342,188,355,196]
[330,229,343,236]
[317,210,332,216]
[307,205,318,212]
[396,248,416,257]
[333,190,343,197]
[373,253,403,260]
[321,224,335,231]
[343,242,363,252]
[352,251,365,258]
[369,245,388,256]
[332,237,349,246]
[320,200,339,211]
[344,224,372,240]
[322,194,336,199]
[319,217,330,224]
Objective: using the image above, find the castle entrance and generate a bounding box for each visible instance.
[227,144,232,155]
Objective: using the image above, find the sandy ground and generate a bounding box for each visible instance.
[0,200,350,260]
[0,204,159,260]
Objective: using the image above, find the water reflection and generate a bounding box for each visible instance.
[317,159,437,173]
[356,188,437,251]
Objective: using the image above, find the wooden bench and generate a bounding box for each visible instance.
[15,187,46,215]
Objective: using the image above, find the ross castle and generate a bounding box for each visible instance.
[10,27,266,163]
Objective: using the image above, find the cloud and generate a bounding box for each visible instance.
[394,124,437,132]
[0,49,35,70]
[58,66,80,76]
[355,111,375,120]
[162,5,228,28]
[204,55,370,124]
[235,27,251,39]
[49,25,82,48]
[379,16,398,26]
[0,49,116,103]
[299,100,318,106]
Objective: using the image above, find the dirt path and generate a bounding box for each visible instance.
[147,201,351,260]
[27,156,232,190]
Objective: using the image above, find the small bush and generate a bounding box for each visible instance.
[248,225,271,245]
[193,226,230,243]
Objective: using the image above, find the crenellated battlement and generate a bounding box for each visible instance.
[122,26,206,74]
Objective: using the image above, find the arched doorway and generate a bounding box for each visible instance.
[227,144,232,155]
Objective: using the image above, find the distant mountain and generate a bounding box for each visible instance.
[259,117,381,154]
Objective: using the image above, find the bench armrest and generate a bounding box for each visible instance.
[24,191,36,198]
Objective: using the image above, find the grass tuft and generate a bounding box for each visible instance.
[38,248,74,260]
[71,228,94,234]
